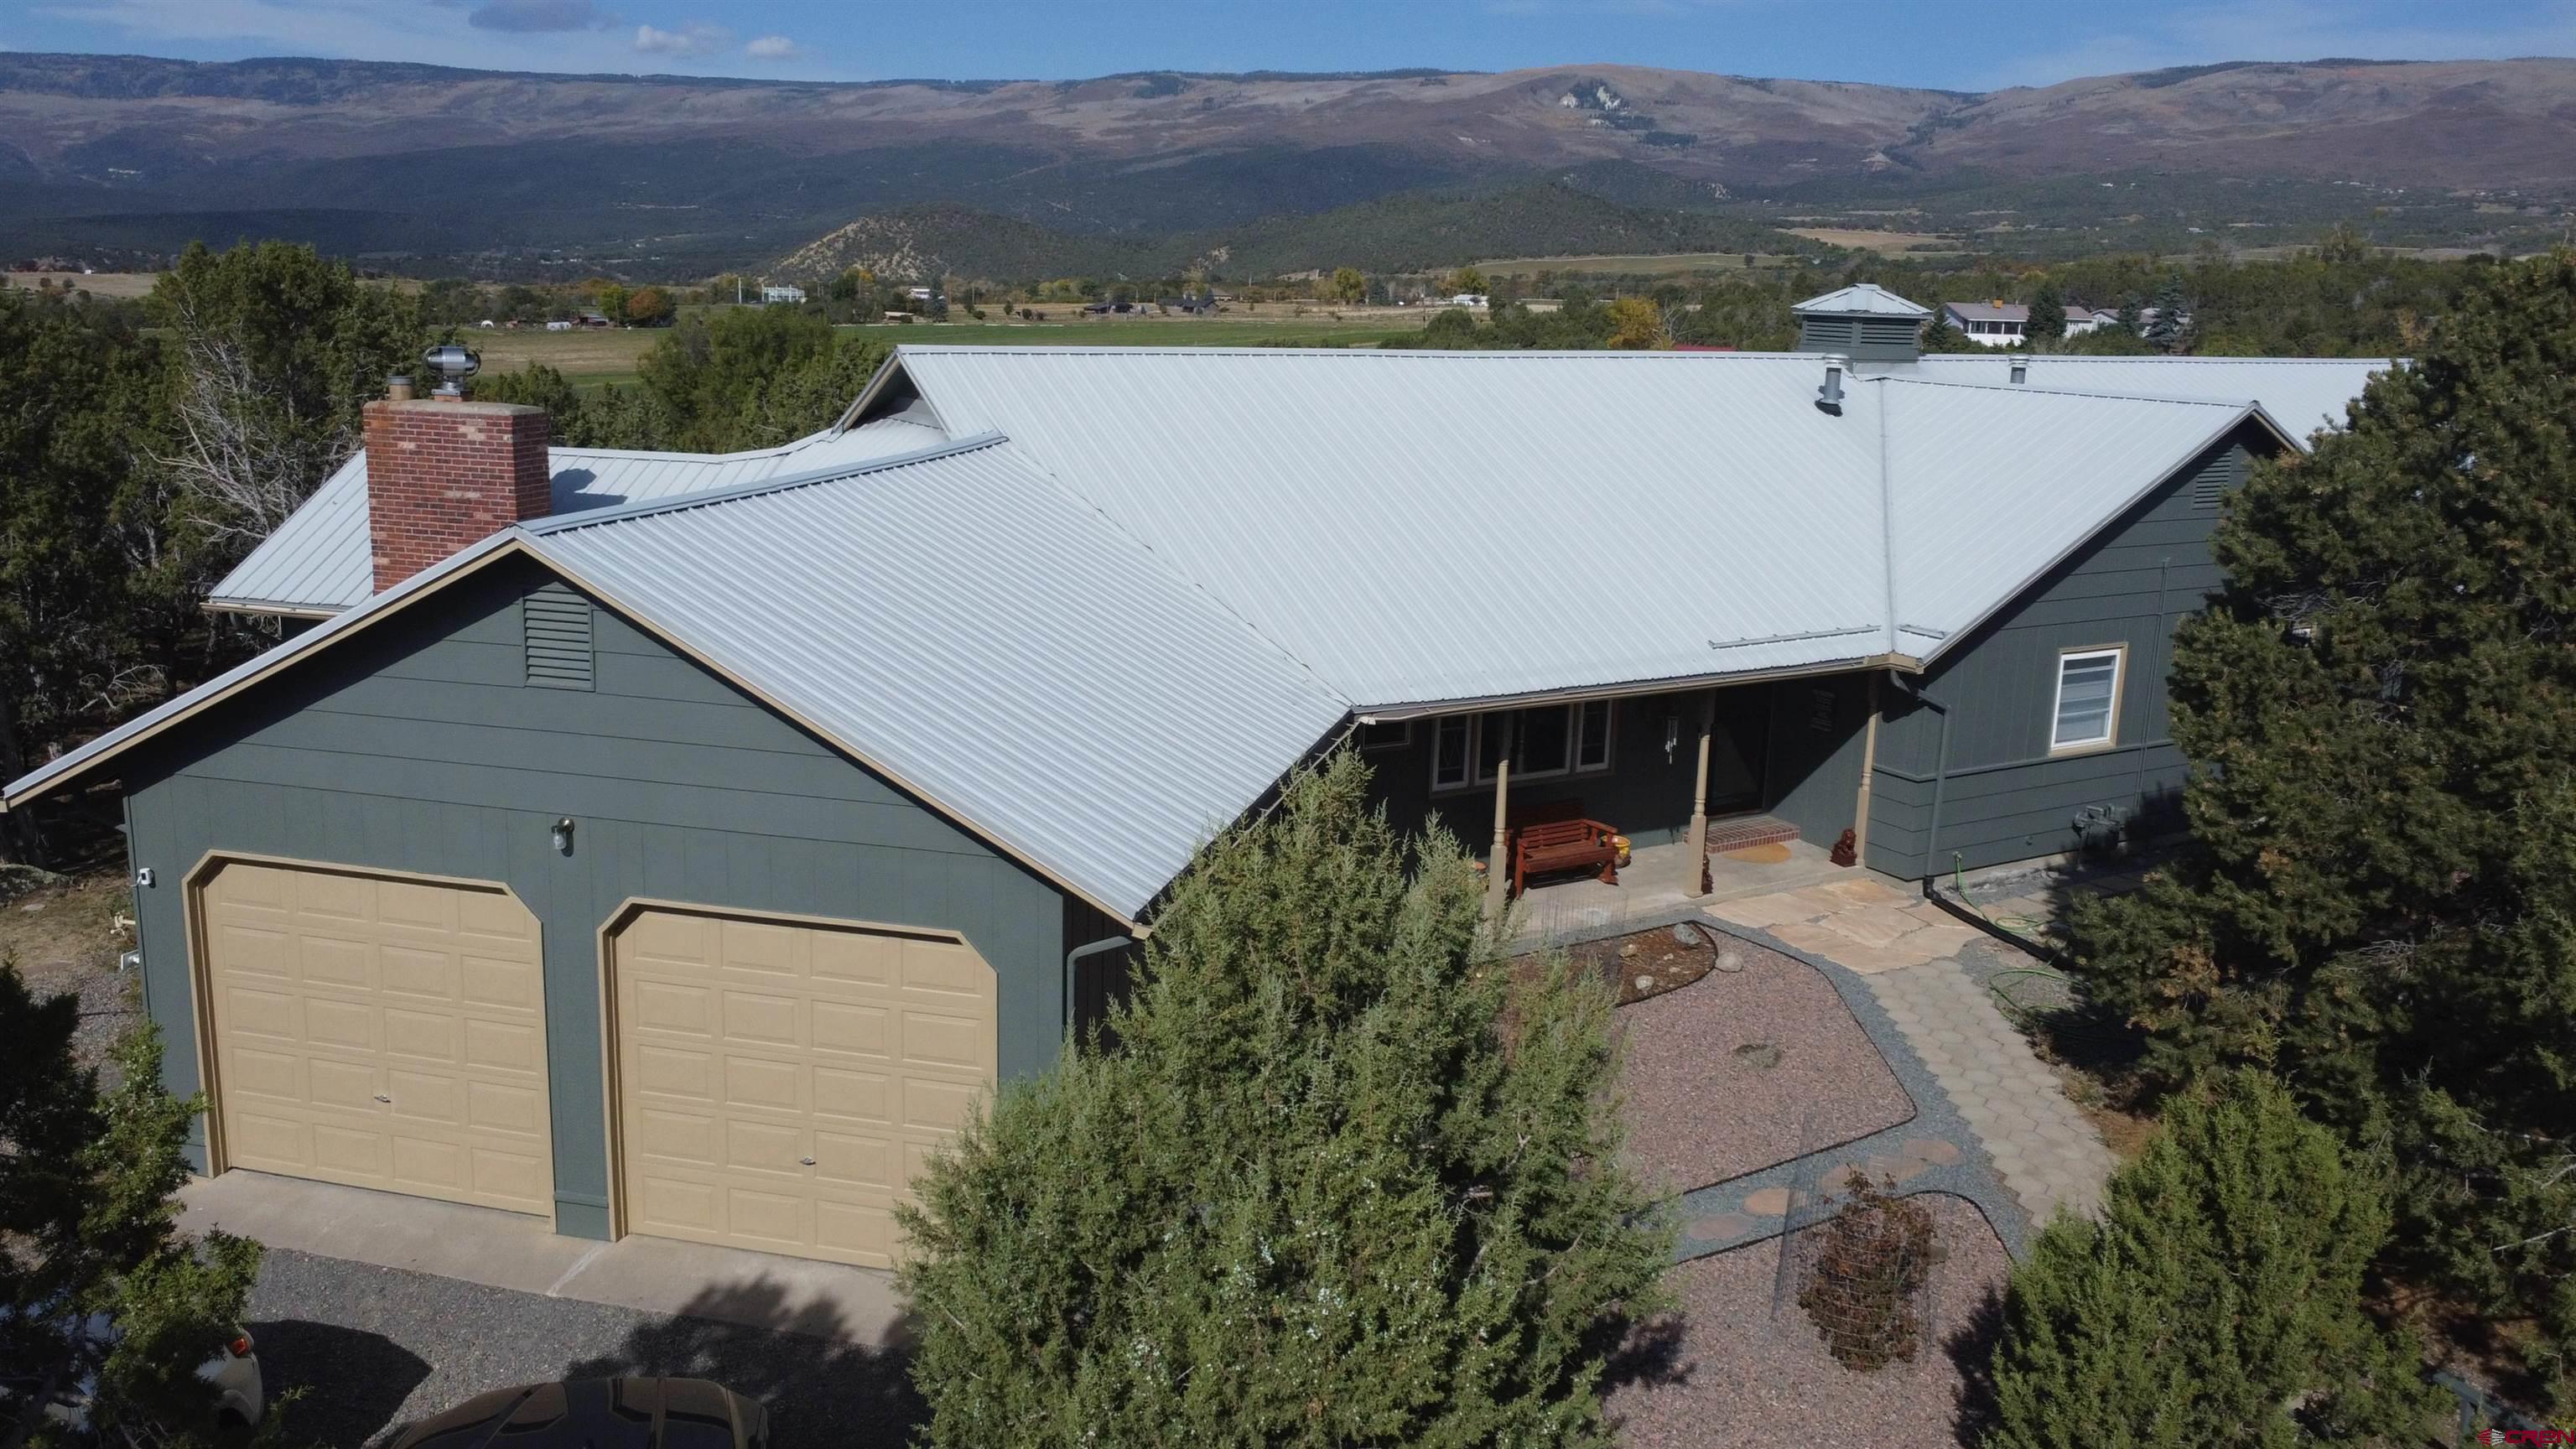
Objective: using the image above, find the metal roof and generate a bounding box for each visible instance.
[208,415,949,615]
[1902,354,2391,444]
[527,435,1350,919]
[893,348,1894,707]
[1794,283,1931,317]
[1877,377,2264,657]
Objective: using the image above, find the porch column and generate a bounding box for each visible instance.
[1484,714,1514,915]
[1685,689,1715,896]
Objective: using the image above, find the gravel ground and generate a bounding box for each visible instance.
[1615,942,1914,1194]
[1,867,143,1078]
[1606,1196,2011,1449]
[243,1249,923,1448]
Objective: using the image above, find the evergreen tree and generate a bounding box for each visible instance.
[897,756,1671,1446]
[2025,280,2067,345]
[1988,1072,2436,1447]
[1918,307,1977,353]
[1,959,273,1446]
[2113,295,2143,335]
[2067,250,2576,1405]
[2143,275,2188,351]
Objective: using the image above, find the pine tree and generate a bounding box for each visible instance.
[1988,1072,2437,1447]
[2143,275,2188,351]
[896,756,1672,1446]
[2025,280,2067,346]
[1,958,273,1446]
[2067,250,2576,1405]
[2113,295,2143,335]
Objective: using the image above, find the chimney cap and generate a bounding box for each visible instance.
[422,343,480,399]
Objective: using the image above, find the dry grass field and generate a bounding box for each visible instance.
[3,270,162,298]
[1782,227,1960,255]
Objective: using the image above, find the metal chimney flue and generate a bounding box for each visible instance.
[1817,354,1847,412]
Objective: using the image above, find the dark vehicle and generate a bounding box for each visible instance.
[388,1378,769,1449]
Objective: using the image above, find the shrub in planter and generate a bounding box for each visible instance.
[1797,1176,1943,1372]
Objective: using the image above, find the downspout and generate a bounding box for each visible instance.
[1063,934,1135,1047]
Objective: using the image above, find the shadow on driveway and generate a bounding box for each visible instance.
[243,1318,432,1448]
[560,1274,925,1449]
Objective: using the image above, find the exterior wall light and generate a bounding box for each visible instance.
[552,817,576,854]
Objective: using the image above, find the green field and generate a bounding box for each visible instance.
[470,311,1419,391]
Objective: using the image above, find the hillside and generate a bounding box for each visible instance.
[3,53,2571,275]
[772,184,1820,284]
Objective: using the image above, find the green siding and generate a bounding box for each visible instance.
[1865,429,2258,878]
[120,556,1068,1238]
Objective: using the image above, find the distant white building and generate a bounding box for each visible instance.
[1941,300,2105,346]
[761,284,806,305]
[1449,293,1489,308]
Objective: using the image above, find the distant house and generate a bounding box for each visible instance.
[577,311,615,329]
[1940,300,2106,345]
[1449,293,1490,308]
[761,284,806,305]
[906,287,935,304]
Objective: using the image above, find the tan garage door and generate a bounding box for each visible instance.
[199,860,554,1216]
[609,906,997,1268]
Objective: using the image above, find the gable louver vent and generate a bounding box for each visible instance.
[523,584,594,690]
[2189,454,2234,511]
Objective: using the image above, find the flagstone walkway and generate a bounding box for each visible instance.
[1701,874,2117,1231]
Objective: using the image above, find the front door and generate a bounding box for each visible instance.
[1706,687,1772,813]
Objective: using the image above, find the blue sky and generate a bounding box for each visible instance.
[8,0,2573,90]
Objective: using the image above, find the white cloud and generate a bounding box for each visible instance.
[632,20,729,57]
[744,33,800,60]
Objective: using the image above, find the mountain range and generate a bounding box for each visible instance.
[3,52,2571,279]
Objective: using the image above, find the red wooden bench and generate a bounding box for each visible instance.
[1508,800,1620,899]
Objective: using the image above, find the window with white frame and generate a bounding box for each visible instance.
[2050,647,2124,750]
[1431,702,1614,791]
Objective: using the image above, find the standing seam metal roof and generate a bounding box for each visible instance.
[525,437,1352,919]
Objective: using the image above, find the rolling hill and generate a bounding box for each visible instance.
[3,52,2570,278]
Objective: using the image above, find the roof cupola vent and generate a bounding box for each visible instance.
[1789,283,1931,363]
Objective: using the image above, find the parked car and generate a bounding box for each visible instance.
[0,1309,264,1435]
[389,1378,770,1449]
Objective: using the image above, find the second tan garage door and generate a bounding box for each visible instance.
[199,860,554,1216]
[609,906,997,1268]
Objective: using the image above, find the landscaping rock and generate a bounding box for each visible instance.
[1713,948,1747,974]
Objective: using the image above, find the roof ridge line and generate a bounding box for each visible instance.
[1879,375,2251,406]
[523,431,1010,535]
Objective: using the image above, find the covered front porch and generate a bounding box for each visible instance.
[1358,670,1883,950]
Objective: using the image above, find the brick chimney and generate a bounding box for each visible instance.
[363,395,552,593]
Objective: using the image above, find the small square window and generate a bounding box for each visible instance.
[1356,719,1411,752]
[2051,647,2124,750]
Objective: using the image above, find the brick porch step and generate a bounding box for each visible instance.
[1703,815,1801,854]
